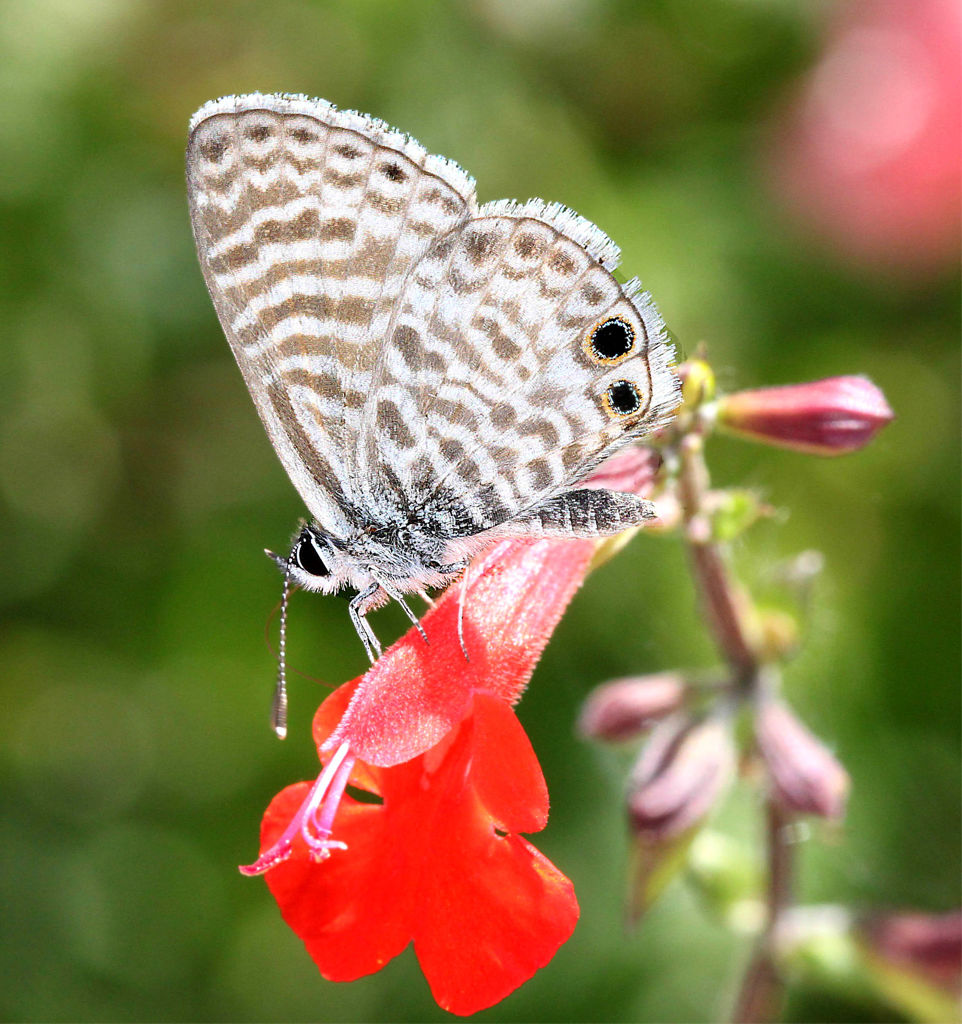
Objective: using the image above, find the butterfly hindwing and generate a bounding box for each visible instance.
[357,200,679,539]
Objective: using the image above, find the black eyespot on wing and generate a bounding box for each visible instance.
[588,317,635,362]
[295,533,330,576]
[605,380,642,417]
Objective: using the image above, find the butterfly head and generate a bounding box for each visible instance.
[265,523,371,739]
[277,523,357,595]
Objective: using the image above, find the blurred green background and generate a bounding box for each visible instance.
[1,1,958,1021]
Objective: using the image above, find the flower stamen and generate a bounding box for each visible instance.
[240,741,355,876]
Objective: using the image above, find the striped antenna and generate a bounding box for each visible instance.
[271,570,292,739]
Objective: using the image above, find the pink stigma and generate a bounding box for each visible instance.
[240,741,356,876]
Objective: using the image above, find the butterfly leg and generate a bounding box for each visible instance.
[456,561,472,662]
[349,583,383,663]
[433,559,471,660]
[377,578,430,647]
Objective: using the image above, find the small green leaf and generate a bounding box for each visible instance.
[710,489,767,542]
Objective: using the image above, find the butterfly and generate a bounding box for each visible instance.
[186,94,680,735]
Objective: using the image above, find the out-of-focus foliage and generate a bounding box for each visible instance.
[0,1,957,1021]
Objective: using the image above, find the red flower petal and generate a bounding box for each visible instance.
[470,692,548,834]
[262,783,412,982]
[415,825,577,1016]
[324,537,595,767]
[263,697,578,1014]
[412,693,577,1013]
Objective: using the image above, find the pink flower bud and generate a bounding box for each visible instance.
[717,376,893,456]
[755,698,850,819]
[578,673,687,743]
[859,910,962,992]
[627,714,735,841]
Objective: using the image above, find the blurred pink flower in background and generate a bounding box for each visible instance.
[768,0,961,277]
[578,672,688,743]
[627,712,735,842]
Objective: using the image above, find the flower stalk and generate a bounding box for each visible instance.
[579,356,900,1020]
[676,431,758,680]
[672,407,797,1021]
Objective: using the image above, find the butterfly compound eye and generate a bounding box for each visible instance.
[294,533,330,576]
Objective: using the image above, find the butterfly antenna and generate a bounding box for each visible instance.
[271,570,292,739]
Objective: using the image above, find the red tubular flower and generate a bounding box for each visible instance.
[716,375,893,456]
[243,536,598,1015]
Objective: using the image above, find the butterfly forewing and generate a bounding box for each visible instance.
[186,94,477,535]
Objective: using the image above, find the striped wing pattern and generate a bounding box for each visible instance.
[187,94,679,562]
[357,201,679,539]
[186,94,476,536]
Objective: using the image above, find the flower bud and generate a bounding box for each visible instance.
[677,358,716,410]
[756,608,801,661]
[776,906,961,1024]
[717,376,893,456]
[858,910,962,992]
[755,698,850,819]
[627,713,735,841]
[578,673,687,743]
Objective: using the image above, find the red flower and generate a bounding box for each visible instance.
[242,535,599,1015]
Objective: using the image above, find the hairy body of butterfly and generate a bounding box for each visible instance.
[187,94,681,731]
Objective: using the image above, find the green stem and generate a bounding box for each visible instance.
[674,431,793,1023]
[731,801,793,1023]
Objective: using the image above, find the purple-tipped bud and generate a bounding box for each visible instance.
[756,698,850,819]
[578,673,687,743]
[627,713,735,841]
[859,910,962,992]
[717,375,893,456]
